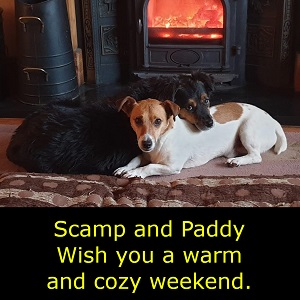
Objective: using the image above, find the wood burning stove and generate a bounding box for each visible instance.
[86,1,297,88]
[128,0,248,85]
[87,0,248,86]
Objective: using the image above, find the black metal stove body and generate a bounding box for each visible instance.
[129,0,248,85]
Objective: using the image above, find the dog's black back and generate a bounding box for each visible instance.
[6,100,140,174]
[120,71,214,102]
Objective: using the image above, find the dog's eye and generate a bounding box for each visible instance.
[154,118,162,126]
[186,105,194,111]
[204,99,210,105]
[135,117,143,126]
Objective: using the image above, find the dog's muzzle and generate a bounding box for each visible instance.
[139,135,155,152]
[195,116,214,130]
[204,117,214,128]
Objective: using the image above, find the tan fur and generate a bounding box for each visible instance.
[178,106,198,126]
[200,93,208,101]
[188,99,197,109]
[130,100,175,143]
[213,102,243,124]
[118,98,180,151]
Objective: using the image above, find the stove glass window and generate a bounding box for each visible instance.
[147,0,224,44]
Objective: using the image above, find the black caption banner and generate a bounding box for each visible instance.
[0,208,299,299]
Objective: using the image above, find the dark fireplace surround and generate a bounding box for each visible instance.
[84,0,296,88]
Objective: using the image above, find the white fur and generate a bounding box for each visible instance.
[114,103,287,179]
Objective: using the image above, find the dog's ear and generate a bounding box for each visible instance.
[116,96,137,116]
[191,70,215,93]
[161,100,180,120]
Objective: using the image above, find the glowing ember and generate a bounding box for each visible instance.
[148,0,224,40]
[178,33,223,39]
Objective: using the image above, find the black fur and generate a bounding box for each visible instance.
[6,71,214,175]
[6,100,140,175]
[121,71,214,101]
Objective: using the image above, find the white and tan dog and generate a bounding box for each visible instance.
[114,97,287,178]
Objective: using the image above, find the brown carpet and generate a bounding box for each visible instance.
[0,121,300,207]
[152,129,300,182]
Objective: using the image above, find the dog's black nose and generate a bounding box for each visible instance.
[205,118,214,128]
[142,139,153,150]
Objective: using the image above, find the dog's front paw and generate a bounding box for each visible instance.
[114,167,146,179]
[113,166,133,177]
[124,169,146,179]
[226,158,239,167]
[113,167,145,179]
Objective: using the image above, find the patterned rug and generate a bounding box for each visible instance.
[0,172,299,207]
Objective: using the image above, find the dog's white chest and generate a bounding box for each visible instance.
[148,121,191,167]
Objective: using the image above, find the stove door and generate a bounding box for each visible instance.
[130,0,248,86]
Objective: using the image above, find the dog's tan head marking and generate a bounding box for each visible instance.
[185,99,197,112]
[200,93,209,102]
[178,99,198,126]
[160,100,180,121]
[116,96,137,116]
[118,97,180,152]
[213,102,243,124]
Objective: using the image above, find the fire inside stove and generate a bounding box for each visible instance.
[147,0,224,44]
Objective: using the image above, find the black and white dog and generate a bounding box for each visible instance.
[114,98,287,178]
[6,71,214,175]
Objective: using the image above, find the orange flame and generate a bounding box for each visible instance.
[148,0,224,40]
